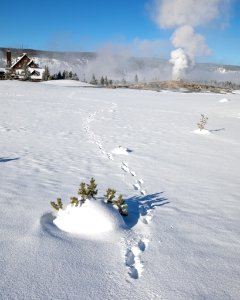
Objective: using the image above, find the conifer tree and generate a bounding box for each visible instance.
[100,76,104,85]
[72,73,79,81]
[70,196,79,207]
[57,71,62,80]
[42,66,50,81]
[197,114,208,131]
[104,76,108,86]
[113,195,128,216]
[104,188,116,203]
[50,198,63,211]
[90,74,97,85]
[87,177,98,199]
[65,70,69,79]
[78,182,88,202]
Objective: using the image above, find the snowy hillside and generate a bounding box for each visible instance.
[1,48,240,83]
[0,80,240,299]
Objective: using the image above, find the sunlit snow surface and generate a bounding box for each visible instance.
[194,128,211,135]
[111,146,130,155]
[53,200,125,236]
[219,98,230,103]
[0,80,240,300]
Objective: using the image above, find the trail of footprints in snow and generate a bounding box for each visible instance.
[121,161,155,226]
[82,104,154,279]
[82,105,116,161]
[124,234,150,279]
[121,161,146,197]
[120,161,156,279]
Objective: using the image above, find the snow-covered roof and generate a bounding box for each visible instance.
[27,59,33,66]
[0,67,6,72]
[29,67,44,80]
[10,53,30,69]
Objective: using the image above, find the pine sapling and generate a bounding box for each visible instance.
[104,188,116,203]
[197,114,208,131]
[120,203,128,216]
[113,194,128,216]
[78,182,88,203]
[70,196,79,207]
[50,198,63,211]
[87,177,98,199]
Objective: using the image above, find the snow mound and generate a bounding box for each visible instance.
[42,80,93,87]
[232,90,240,94]
[111,146,132,155]
[53,200,125,237]
[194,129,211,135]
[219,98,230,103]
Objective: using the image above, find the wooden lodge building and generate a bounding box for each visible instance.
[2,50,44,81]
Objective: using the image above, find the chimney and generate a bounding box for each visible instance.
[6,49,12,68]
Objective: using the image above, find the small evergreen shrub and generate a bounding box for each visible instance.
[50,198,63,211]
[50,178,128,217]
[78,182,88,203]
[113,194,128,216]
[70,196,79,207]
[104,188,116,203]
[197,114,208,131]
[86,177,98,199]
[104,189,128,216]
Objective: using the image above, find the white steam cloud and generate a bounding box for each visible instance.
[169,48,189,80]
[154,0,227,80]
[77,41,172,82]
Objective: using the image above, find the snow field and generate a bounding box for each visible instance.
[0,80,240,299]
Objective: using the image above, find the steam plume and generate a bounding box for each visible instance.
[154,0,227,80]
[169,48,189,80]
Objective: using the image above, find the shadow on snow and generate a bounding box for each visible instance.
[123,192,169,228]
[0,157,20,163]
[209,128,225,132]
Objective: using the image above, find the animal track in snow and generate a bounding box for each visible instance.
[125,238,149,279]
[120,162,147,197]
[133,183,141,190]
[82,104,157,280]
[140,204,154,224]
[141,211,154,224]
[138,238,149,251]
[121,165,130,173]
[82,102,117,159]
[122,161,128,167]
[107,153,114,160]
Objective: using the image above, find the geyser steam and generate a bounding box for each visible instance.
[169,48,189,80]
[154,0,226,80]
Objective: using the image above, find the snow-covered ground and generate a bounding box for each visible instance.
[0,80,239,299]
[43,79,93,87]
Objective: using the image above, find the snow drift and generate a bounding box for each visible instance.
[53,200,125,237]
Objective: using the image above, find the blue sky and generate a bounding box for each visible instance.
[1,0,240,65]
